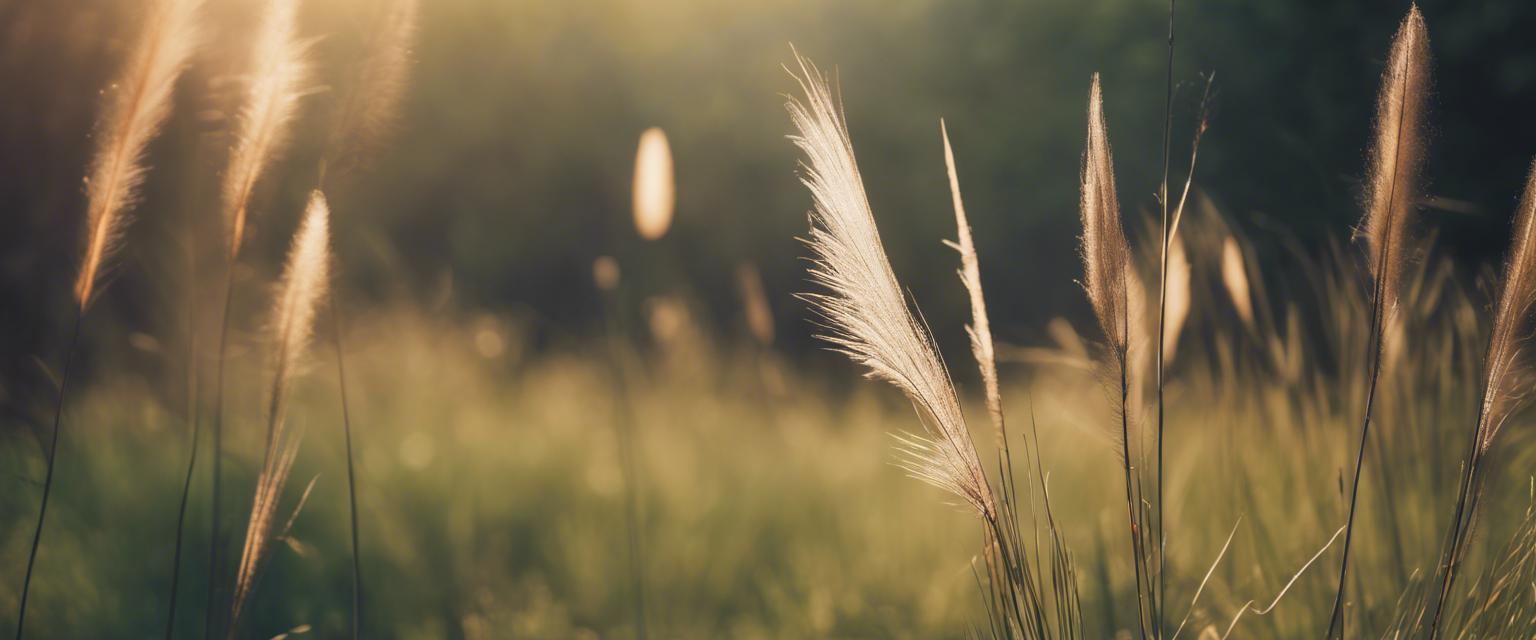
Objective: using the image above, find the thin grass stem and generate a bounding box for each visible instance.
[204,264,237,639]
[164,235,201,639]
[600,287,648,640]
[13,308,84,640]
[1154,2,1177,636]
[328,294,365,640]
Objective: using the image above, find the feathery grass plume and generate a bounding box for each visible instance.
[787,54,992,517]
[17,1,201,637]
[1475,167,1536,452]
[941,120,1004,447]
[229,191,330,633]
[1219,235,1254,331]
[633,127,675,241]
[74,0,202,308]
[1429,161,1536,634]
[789,51,1078,638]
[1080,75,1132,363]
[1328,7,1429,637]
[1358,7,1428,320]
[323,0,416,175]
[1078,73,1154,637]
[222,0,312,258]
[1163,234,1191,361]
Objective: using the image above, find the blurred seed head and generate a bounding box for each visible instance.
[632,127,675,241]
[1221,235,1254,330]
[592,255,620,291]
[646,295,687,344]
[1164,233,1191,361]
[735,262,775,345]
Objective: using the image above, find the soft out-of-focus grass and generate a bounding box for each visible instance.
[5,240,1536,638]
[0,307,984,639]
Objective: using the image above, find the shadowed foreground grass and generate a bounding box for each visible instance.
[3,285,1535,637]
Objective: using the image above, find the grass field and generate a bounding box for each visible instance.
[4,263,1536,639]
[7,1,1536,638]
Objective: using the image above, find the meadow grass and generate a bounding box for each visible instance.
[9,3,1536,639]
[2,250,1534,638]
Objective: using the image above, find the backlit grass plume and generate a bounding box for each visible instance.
[15,1,200,637]
[786,54,992,516]
[324,0,416,176]
[223,0,312,257]
[229,190,330,633]
[74,0,202,308]
[789,50,1080,638]
[1429,160,1536,633]
[1358,7,1428,317]
[942,120,1003,447]
[1080,75,1132,364]
[1473,166,1536,453]
[1077,73,1154,637]
[1327,7,1429,637]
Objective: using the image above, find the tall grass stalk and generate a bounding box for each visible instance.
[329,295,363,638]
[14,314,81,640]
[15,0,199,635]
[228,191,330,636]
[164,197,202,640]
[1427,161,1536,635]
[944,121,1081,637]
[1326,7,1428,637]
[592,257,650,640]
[202,0,311,634]
[1078,73,1153,638]
[315,2,418,635]
[1154,3,1176,634]
[609,124,679,640]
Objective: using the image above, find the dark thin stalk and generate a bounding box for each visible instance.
[1324,223,1389,639]
[165,240,201,639]
[14,308,84,640]
[328,292,364,640]
[1427,388,1494,635]
[1428,243,1522,634]
[1154,2,1176,637]
[600,289,647,640]
[1441,464,1487,616]
[1325,36,1415,636]
[1117,345,1150,640]
[1428,459,1482,635]
[204,262,238,639]
[318,128,363,640]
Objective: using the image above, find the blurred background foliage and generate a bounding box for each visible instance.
[4,0,1536,399]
